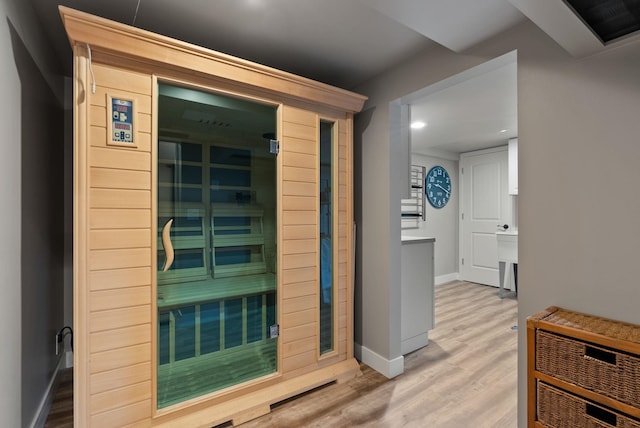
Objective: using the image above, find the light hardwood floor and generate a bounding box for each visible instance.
[238,280,518,428]
[45,280,517,427]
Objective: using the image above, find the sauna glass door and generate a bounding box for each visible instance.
[156,83,277,409]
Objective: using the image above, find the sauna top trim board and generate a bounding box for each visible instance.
[59,6,367,113]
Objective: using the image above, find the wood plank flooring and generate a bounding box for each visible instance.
[45,280,517,427]
[238,280,518,427]
[44,366,73,428]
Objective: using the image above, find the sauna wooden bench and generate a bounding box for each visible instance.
[157,273,276,310]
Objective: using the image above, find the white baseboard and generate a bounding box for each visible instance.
[401,333,429,355]
[354,343,404,379]
[30,354,65,428]
[435,272,459,286]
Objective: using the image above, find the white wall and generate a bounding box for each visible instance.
[354,19,640,427]
[405,154,459,282]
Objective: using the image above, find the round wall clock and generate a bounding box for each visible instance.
[425,165,451,208]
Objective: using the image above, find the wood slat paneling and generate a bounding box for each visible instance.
[90,362,151,396]
[282,224,315,240]
[91,381,151,415]
[282,323,316,344]
[90,86,152,114]
[91,168,150,190]
[90,105,107,127]
[281,295,315,315]
[91,343,151,374]
[282,211,315,226]
[90,248,151,271]
[137,114,151,134]
[90,324,150,354]
[91,63,152,95]
[282,181,315,196]
[90,209,150,230]
[282,196,315,211]
[282,152,315,169]
[282,253,315,270]
[283,166,315,183]
[282,239,316,255]
[281,281,315,300]
[90,229,150,250]
[90,189,150,209]
[281,309,316,329]
[89,399,151,428]
[90,287,151,312]
[90,125,152,152]
[282,122,316,141]
[283,137,315,155]
[90,267,151,291]
[282,106,317,127]
[90,305,150,333]
[282,350,316,373]
[282,267,315,285]
[90,147,151,171]
[281,337,316,358]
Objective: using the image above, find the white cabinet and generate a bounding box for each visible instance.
[508,138,518,195]
[401,236,435,354]
[496,231,518,298]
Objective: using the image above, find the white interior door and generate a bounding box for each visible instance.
[460,147,511,287]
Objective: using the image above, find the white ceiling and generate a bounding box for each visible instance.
[28,0,620,155]
[408,54,517,157]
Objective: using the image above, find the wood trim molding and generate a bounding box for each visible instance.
[59,6,367,114]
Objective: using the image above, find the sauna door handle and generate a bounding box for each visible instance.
[161,218,174,272]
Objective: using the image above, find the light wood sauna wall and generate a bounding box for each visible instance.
[279,107,351,379]
[82,60,154,427]
[77,63,354,426]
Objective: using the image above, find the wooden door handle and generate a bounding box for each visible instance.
[161,218,174,272]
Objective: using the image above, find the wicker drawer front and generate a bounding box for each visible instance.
[536,330,640,408]
[538,382,640,428]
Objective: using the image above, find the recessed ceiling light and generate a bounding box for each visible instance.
[411,121,427,129]
[500,129,508,133]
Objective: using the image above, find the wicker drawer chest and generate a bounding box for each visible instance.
[527,306,640,427]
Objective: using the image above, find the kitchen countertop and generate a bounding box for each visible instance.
[401,235,436,243]
[496,230,518,236]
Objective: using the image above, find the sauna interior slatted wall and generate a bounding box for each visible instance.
[86,61,154,427]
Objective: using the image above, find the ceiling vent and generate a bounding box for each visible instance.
[564,0,640,43]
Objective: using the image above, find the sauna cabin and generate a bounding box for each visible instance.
[62,6,366,427]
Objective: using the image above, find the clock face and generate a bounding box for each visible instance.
[426,166,451,208]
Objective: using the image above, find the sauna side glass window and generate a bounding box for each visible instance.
[156,83,277,408]
[319,120,335,355]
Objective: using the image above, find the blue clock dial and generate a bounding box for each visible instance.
[426,166,451,208]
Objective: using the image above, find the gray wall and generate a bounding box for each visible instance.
[1,2,24,426]
[354,19,640,427]
[1,0,67,426]
[405,154,459,282]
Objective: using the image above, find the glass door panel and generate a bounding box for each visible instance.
[319,120,335,355]
[156,83,278,409]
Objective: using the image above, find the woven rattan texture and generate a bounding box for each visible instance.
[538,382,640,428]
[536,330,640,408]
[544,309,640,343]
